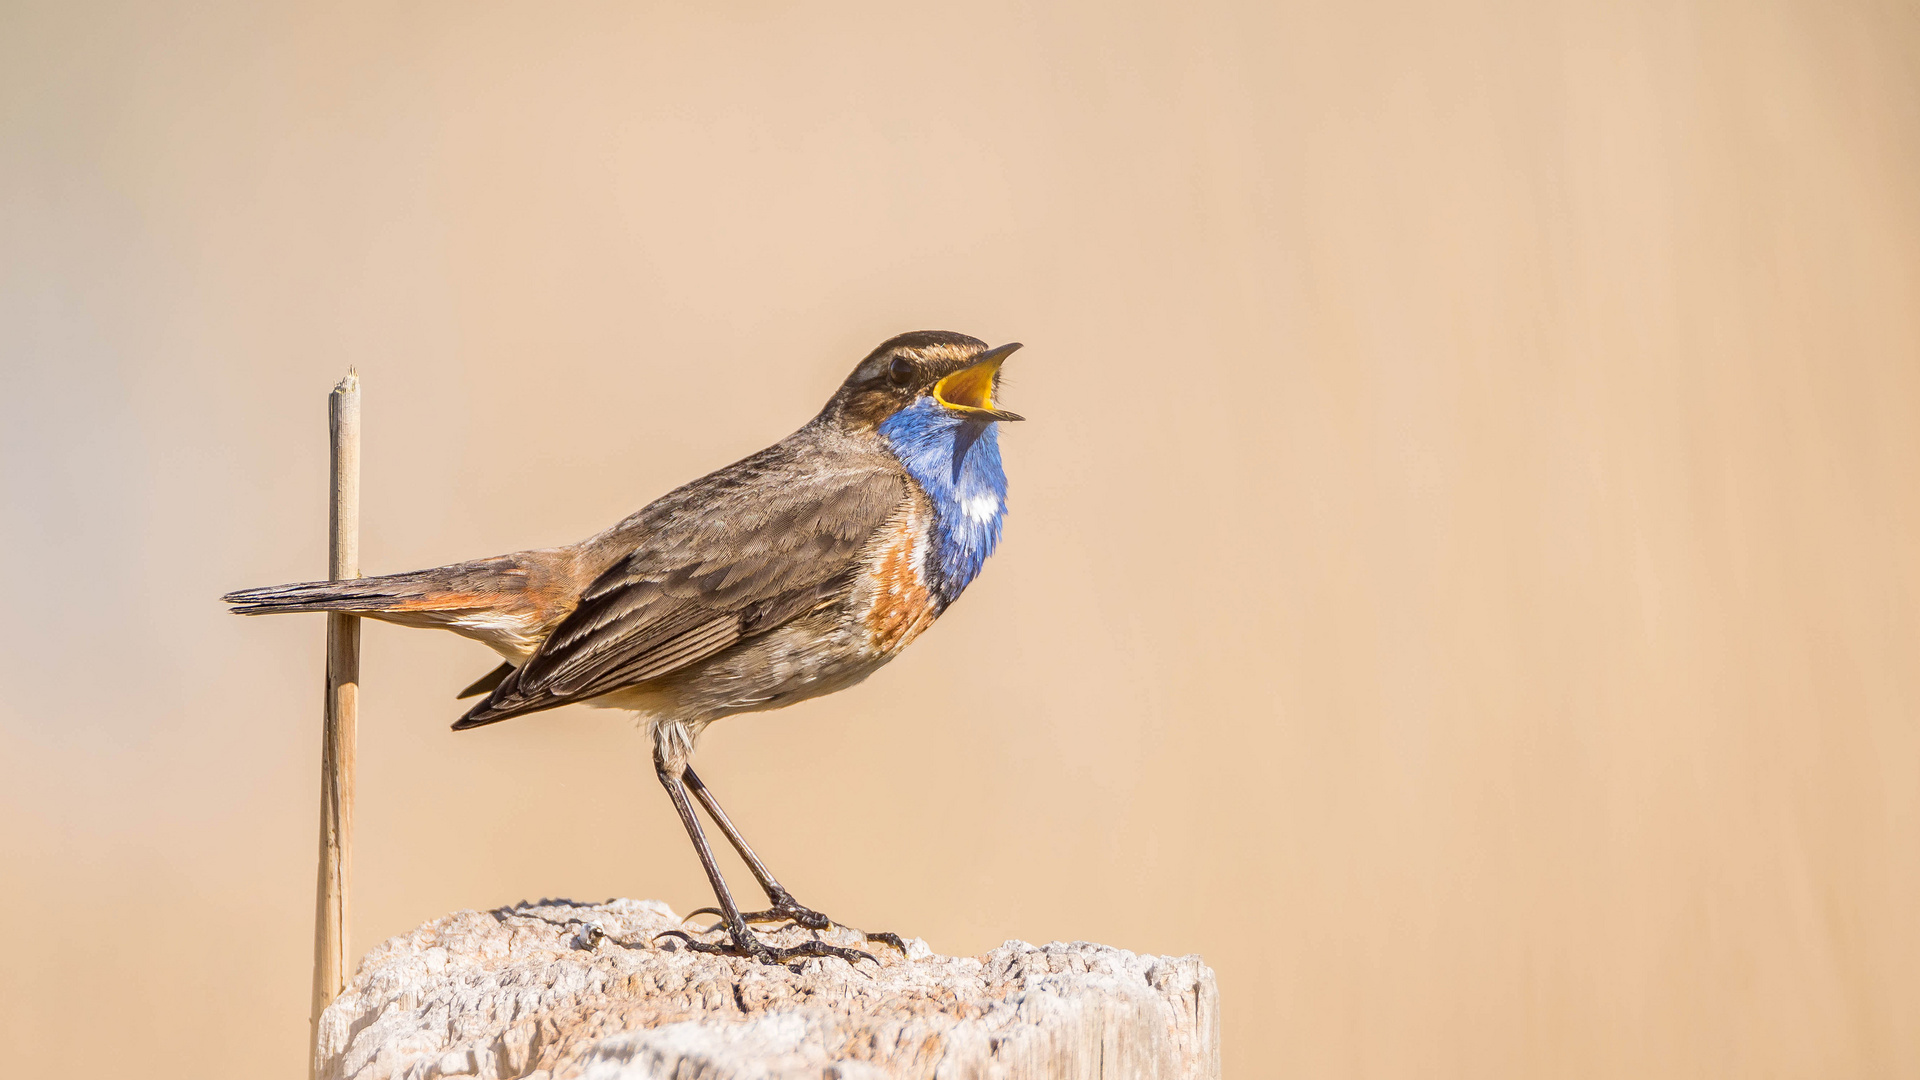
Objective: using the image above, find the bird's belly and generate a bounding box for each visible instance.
[591,609,898,723]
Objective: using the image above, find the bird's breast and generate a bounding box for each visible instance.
[876,404,1009,605]
[856,494,941,656]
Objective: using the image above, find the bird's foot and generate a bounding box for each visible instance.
[684,896,910,956]
[656,920,876,966]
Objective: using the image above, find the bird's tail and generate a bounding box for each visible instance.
[226,552,571,670]
[222,569,475,616]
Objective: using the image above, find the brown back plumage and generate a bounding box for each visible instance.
[451,430,907,729]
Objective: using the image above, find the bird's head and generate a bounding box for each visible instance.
[822,330,1024,432]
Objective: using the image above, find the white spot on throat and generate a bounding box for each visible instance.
[963,493,1000,523]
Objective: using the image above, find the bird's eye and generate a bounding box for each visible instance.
[887,356,914,387]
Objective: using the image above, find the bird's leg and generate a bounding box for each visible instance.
[652,764,876,966]
[679,766,908,956]
[681,767,813,921]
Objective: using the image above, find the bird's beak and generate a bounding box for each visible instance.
[932,342,1025,422]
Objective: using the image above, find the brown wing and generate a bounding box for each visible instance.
[454,448,905,729]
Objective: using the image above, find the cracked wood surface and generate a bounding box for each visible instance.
[318,898,1218,1080]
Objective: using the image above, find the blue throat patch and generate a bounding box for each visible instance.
[877,397,1008,607]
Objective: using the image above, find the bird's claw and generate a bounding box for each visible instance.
[732,899,832,931]
[656,925,876,966]
[862,930,911,955]
[709,897,910,956]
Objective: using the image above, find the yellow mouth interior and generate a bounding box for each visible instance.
[932,354,1006,414]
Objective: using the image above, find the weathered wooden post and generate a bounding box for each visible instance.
[312,900,1220,1079]
[312,372,361,1077]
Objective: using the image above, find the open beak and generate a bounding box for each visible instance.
[932,342,1025,422]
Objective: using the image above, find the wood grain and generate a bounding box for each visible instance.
[313,372,361,1076]
[316,898,1219,1080]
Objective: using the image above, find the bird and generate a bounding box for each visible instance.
[224,330,1023,965]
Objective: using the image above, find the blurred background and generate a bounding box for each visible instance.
[4,1,1918,1076]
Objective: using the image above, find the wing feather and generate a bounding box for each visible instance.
[455,446,905,729]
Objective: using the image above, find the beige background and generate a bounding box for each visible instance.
[5,1,1919,1076]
